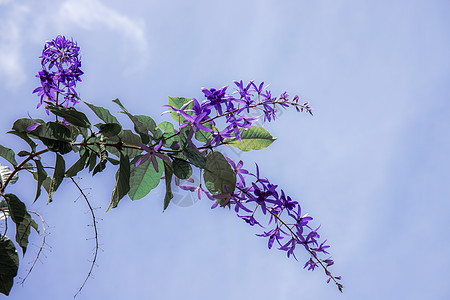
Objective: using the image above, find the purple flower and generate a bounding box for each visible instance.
[202,86,229,115]
[33,35,83,108]
[135,141,171,172]
[304,258,317,271]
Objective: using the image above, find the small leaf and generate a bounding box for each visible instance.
[32,160,47,203]
[112,99,153,144]
[65,150,89,177]
[48,153,65,203]
[134,115,158,136]
[163,161,174,211]
[12,118,44,133]
[224,126,276,151]
[93,144,108,175]
[184,147,206,169]
[82,100,120,125]
[203,151,236,201]
[17,151,30,157]
[0,236,19,296]
[4,194,33,255]
[45,104,91,128]
[168,96,193,123]
[172,158,192,180]
[87,151,97,172]
[96,123,122,138]
[107,153,130,211]
[128,156,163,200]
[0,145,17,166]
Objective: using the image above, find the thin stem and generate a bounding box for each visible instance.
[71,178,99,299]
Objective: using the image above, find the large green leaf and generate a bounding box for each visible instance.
[168,96,193,123]
[82,100,120,125]
[45,104,91,128]
[4,194,33,254]
[203,151,236,199]
[0,145,17,167]
[163,161,174,211]
[0,236,19,296]
[107,153,130,211]
[224,126,276,151]
[47,154,65,203]
[128,156,163,200]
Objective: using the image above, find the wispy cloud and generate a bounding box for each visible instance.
[0,0,148,90]
[57,0,149,74]
[0,4,30,88]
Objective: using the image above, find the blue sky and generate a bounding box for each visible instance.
[0,0,449,299]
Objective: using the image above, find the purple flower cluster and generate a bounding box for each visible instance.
[179,156,342,290]
[165,80,312,148]
[33,35,83,109]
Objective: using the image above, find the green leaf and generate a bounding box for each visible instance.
[4,194,33,255]
[134,115,158,136]
[45,104,91,128]
[0,145,17,166]
[194,122,214,143]
[112,99,154,144]
[172,158,192,179]
[107,153,130,211]
[128,156,163,200]
[87,151,97,172]
[65,150,89,177]
[48,154,65,203]
[203,151,236,200]
[92,144,108,175]
[184,147,206,169]
[17,151,30,157]
[33,122,72,155]
[11,118,44,133]
[157,121,179,147]
[120,130,142,158]
[96,123,122,138]
[6,131,37,152]
[0,236,19,296]
[224,126,277,151]
[168,96,193,123]
[82,100,120,125]
[163,161,174,211]
[32,160,47,203]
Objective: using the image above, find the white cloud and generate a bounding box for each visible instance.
[0,4,30,88]
[57,0,149,74]
[0,0,148,90]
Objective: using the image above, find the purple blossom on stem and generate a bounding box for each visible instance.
[135,141,171,172]
[33,35,83,108]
